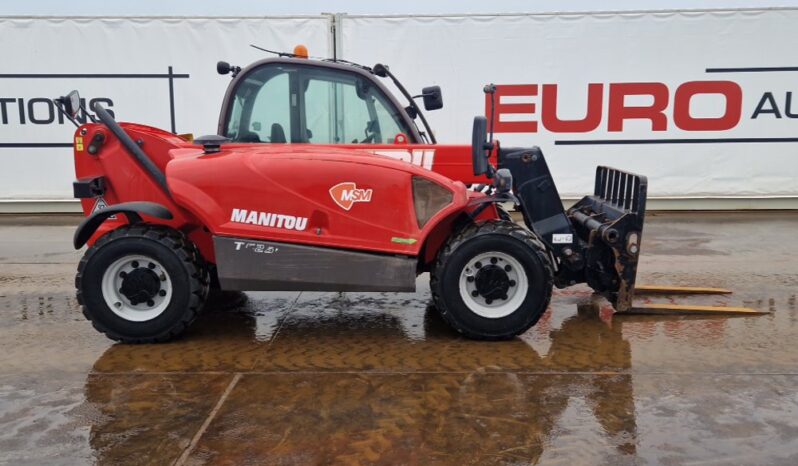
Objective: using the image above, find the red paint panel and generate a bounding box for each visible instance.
[75,127,495,263]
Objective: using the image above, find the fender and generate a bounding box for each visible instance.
[465,191,518,221]
[418,193,506,266]
[73,201,173,249]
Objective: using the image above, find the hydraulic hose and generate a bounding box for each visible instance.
[372,63,437,144]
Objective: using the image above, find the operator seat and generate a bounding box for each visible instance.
[270,123,286,143]
[237,131,261,143]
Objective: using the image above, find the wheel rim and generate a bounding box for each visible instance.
[101,255,173,322]
[458,251,529,319]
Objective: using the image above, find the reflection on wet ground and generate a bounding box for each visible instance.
[1,212,797,464]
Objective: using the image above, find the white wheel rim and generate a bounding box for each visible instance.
[101,254,173,322]
[458,251,529,319]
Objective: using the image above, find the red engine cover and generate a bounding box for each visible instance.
[166,145,470,256]
[73,123,495,263]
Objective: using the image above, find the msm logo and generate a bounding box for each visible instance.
[329,182,373,211]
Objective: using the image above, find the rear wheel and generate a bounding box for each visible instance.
[431,220,553,340]
[76,225,209,343]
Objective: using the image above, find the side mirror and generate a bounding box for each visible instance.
[217,61,231,75]
[421,86,443,111]
[61,90,81,119]
[472,116,491,176]
[217,61,241,77]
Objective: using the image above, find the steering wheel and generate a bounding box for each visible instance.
[358,133,376,144]
[353,120,380,144]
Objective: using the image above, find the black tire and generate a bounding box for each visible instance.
[496,204,513,222]
[76,224,209,343]
[431,220,553,340]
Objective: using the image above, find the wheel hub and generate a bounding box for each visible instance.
[101,255,173,322]
[474,265,510,300]
[119,267,161,305]
[459,251,529,319]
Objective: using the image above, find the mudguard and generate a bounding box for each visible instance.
[73,201,173,249]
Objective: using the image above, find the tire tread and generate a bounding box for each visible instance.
[75,224,209,343]
[430,220,554,340]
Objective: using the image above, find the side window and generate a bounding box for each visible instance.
[225,68,291,143]
[303,79,336,143]
[301,69,406,144]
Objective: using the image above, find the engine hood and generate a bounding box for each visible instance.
[169,143,461,187]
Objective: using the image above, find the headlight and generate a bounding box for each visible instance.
[412,176,453,228]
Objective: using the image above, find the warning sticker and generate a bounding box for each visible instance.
[91,197,116,219]
[552,233,573,244]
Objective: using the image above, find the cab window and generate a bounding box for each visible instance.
[225,66,291,143]
[224,63,411,144]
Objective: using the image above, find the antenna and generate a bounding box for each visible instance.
[249,44,298,57]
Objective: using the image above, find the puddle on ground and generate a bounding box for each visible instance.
[1,213,798,464]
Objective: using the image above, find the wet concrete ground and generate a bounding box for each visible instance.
[0,212,797,465]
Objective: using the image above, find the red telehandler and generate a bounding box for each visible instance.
[57,47,760,343]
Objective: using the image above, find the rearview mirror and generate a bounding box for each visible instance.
[472,116,490,176]
[216,61,241,77]
[61,90,81,118]
[421,86,443,111]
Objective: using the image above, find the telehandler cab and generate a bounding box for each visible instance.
[57,46,760,343]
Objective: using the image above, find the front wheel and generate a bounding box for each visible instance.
[76,225,209,343]
[431,220,553,340]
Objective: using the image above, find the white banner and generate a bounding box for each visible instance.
[341,10,798,199]
[1,11,797,205]
[0,16,330,199]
